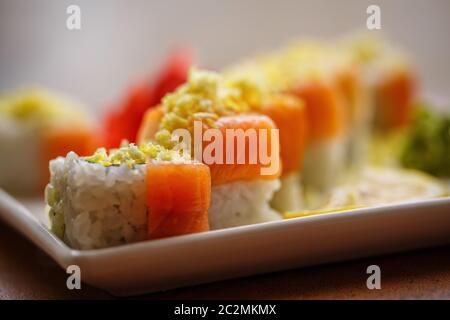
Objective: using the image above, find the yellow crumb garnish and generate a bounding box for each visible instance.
[155,69,252,148]
[224,40,354,93]
[0,88,86,126]
[225,77,264,109]
[84,141,185,168]
[341,32,413,76]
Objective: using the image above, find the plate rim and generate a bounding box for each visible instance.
[1,188,449,265]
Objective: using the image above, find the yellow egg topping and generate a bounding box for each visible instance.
[155,69,254,148]
[0,88,86,127]
[84,140,186,168]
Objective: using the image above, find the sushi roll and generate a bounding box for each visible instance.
[258,94,308,213]
[374,64,416,131]
[292,78,347,194]
[206,114,282,229]
[332,50,371,169]
[225,43,351,205]
[0,89,98,194]
[343,33,417,166]
[45,142,211,249]
[265,42,348,197]
[342,33,417,132]
[222,75,308,213]
[138,69,283,229]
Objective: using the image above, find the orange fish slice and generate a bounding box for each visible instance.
[260,94,308,175]
[40,126,99,189]
[292,80,346,143]
[147,162,211,239]
[376,70,416,130]
[137,105,164,144]
[335,67,365,125]
[207,114,281,186]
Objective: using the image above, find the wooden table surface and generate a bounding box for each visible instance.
[0,220,449,300]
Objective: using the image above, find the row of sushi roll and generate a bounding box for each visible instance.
[224,42,351,208]
[223,33,417,207]
[46,70,285,249]
[0,32,420,249]
[139,70,308,213]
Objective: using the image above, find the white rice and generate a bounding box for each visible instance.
[0,118,41,194]
[270,172,303,213]
[302,136,346,192]
[346,92,374,170]
[47,154,284,247]
[209,179,281,230]
[47,152,147,250]
[346,127,369,169]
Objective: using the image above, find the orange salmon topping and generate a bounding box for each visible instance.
[260,94,308,174]
[137,105,164,144]
[376,70,416,130]
[147,162,211,239]
[292,80,346,142]
[41,126,99,189]
[207,114,281,186]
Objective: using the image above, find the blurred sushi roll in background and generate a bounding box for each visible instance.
[342,33,418,166]
[222,72,309,213]
[225,43,350,208]
[330,46,371,170]
[288,67,347,198]
[343,33,416,132]
[45,142,211,249]
[257,94,308,213]
[0,89,99,194]
[222,36,417,207]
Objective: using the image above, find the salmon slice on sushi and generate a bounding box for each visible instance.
[374,66,416,131]
[0,89,99,194]
[147,161,210,239]
[45,142,211,249]
[138,69,284,229]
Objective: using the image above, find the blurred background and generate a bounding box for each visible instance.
[0,0,449,114]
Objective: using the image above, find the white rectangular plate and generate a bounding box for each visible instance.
[0,189,449,296]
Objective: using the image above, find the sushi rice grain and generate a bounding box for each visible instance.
[47,152,147,249]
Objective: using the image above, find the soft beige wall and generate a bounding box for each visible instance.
[1,0,449,113]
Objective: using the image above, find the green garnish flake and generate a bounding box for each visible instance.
[401,105,450,177]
